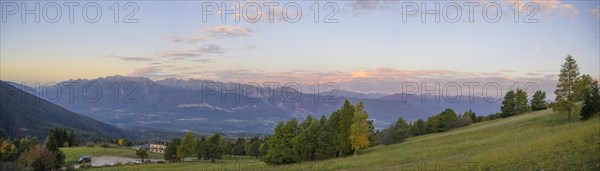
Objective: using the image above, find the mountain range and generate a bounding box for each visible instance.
[6,75,502,136]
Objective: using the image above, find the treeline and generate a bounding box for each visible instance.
[162,132,268,163]
[374,108,478,145]
[0,128,75,170]
[262,100,374,164]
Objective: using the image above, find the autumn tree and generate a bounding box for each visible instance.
[350,102,370,157]
[117,139,124,146]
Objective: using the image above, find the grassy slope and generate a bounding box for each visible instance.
[63,147,163,164]
[84,108,600,170]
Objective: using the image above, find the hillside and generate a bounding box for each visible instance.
[86,107,600,170]
[0,81,128,141]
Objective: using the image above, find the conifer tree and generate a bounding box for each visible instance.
[554,55,580,120]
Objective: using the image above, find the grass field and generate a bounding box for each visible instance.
[82,108,600,170]
[62,147,163,164]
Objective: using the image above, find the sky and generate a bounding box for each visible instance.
[1,0,599,98]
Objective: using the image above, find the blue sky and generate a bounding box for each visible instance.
[1,0,599,97]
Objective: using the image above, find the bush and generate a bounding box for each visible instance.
[86,142,95,147]
[453,117,473,128]
[100,143,111,148]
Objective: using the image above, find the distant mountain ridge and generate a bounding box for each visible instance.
[0,81,129,140]
[7,76,502,134]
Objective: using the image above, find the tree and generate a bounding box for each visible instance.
[44,129,65,168]
[245,136,261,158]
[67,130,77,147]
[409,119,427,136]
[462,110,477,123]
[392,117,410,143]
[367,120,376,146]
[575,74,595,101]
[374,127,394,145]
[258,139,269,158]
[1,140,18,161]
[426,115,438,133]
[164,138,181,162]
[501,90,517,117]
[437,108,458,131]
[580,80,600,120]
[18,144,57,171]
[136,149,148,162]
[530,91,547,111]
[554,54,580,120]
[515,89,529,114]
[332,100,355,157]
[350,102,370,156]
[314,115,336,160]
[263,118,299,164]
[233,137,246,156]
[294,116,320,161]
[117,139,124,146]
[177,132,197,161]
[199,134,223,162]
[219,137,231,155]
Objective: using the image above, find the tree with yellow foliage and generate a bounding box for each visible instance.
[350,102,371,157]
[117,139,124,146]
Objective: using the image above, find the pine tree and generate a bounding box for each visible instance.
[554,55,580,120]
[501,90,517,117]
[426,115,438,133]
[462,110,477,123]
[177,131,197,161]
[314,115,335,160]
[515,89,529,114]
[438,108,458,131]
[332,100,355,157]
[392,117,410,143]
[530,90,547,111]
[294,116,320,161]
[580,80,600,120]
[350,102,370,157]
